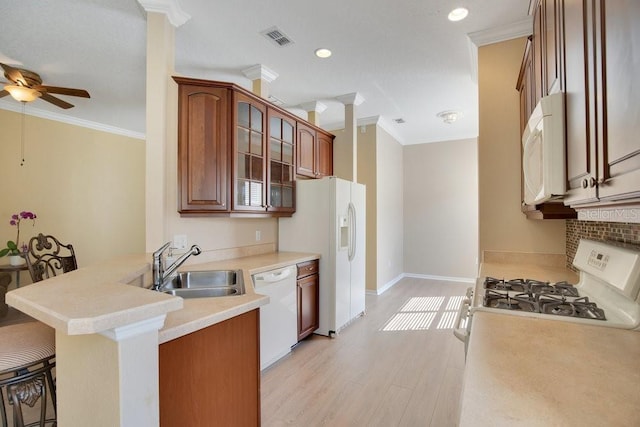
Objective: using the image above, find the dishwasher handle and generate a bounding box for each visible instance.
[253,267,293,283]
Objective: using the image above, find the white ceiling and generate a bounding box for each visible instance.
[0,0,530,145]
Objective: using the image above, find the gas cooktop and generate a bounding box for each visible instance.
[482,277,606,321]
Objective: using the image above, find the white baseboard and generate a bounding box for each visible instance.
[366,273,405,296]
[367,272,475,296]
[404,273,475,284]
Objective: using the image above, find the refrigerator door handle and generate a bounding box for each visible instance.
[348,202,356,261]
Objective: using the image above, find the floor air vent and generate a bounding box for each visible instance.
[261,26,294,47]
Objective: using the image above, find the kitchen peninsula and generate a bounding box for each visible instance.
[6,250,318,426]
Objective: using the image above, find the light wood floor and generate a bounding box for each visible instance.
[261,277,469,426]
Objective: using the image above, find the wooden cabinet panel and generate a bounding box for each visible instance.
[533,1,544,105]
[544,0,561,94]
[562,0,598,204]
[297,274,319,341]
[296,259,319,341]
[267,109,296,214]
[233,92,268,212]
[594,0,640,202]
[159,309,260,426]
[176,83,229,213]
[317,131,334,178]
[296,122,316,178]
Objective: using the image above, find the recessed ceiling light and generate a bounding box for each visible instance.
[437,110,459,124]
[448,7,469,22]
[315,48,332,58]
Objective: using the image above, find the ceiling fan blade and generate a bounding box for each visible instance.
[36,85,90,98]
[0,63,26,85]
[40,92,74,109]
[0,90,8,98]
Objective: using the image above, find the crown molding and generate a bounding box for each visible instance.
[241,64,279,83]
[136,0,191,27]
[0,101,146,140]
[467,17,533,47]
[335,92,365,106]
[298,101,327,114]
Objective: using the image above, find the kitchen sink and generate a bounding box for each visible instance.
[159,269,245,298]
[163,287,241,299]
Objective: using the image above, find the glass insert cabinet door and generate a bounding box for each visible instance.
[268,110,296,212]
[234,94,267,210]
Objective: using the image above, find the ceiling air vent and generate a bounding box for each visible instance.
[261,26,294,47]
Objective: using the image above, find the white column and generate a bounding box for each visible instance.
[335,92,365,182]
[299,100,327,127]
[56,316,167,427]
[242,64,279,98]
[138,0,190,252]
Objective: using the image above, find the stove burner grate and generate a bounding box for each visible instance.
[484,277,580,297]
[482,278,606,320]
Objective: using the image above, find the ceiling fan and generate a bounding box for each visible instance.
[0,62,90,109]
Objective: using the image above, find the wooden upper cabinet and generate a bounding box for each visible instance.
[296,122,317,178]
[176,81,229,213]
[296,122,334,179]
[174,76,335,216]
[563,0,640,206]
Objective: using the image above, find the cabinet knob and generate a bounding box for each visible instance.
[589,177,597,188]
[581,178,589,189]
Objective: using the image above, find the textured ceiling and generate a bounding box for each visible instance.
[0,0,529,144]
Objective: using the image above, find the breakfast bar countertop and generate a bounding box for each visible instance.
[6,251,319,343]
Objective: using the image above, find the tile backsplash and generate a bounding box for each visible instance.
[566,219,640,270]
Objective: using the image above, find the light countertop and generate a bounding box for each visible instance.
[459,259,640,426]
[6,251,318,343]
[459,311,640,426]
[158,251,319,343]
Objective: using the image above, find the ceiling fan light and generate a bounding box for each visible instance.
[4,84,41,102]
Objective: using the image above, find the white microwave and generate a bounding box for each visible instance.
[521,92,566,205]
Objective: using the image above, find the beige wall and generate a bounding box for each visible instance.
[374,126,404,288]
[355,125,377,291]
[478,37,565,257]
[0,109,145,271]
[403,138,479,279]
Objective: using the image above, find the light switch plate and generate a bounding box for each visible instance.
[173,234,187,250]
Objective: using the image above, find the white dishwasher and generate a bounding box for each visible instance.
[253,265,298,371]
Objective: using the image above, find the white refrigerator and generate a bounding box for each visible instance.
[279,177,366,336]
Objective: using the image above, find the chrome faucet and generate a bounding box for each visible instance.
[152,242,202,290]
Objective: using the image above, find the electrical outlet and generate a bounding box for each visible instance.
[255,230,261,242]
[173,234,187,250]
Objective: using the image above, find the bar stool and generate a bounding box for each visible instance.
[0,322,56,427]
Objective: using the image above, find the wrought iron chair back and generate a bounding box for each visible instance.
[25,233,78,283]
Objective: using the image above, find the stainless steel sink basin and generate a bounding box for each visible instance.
[163,269,242,289]
[163,287,241,299]
[159,269,245,298]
